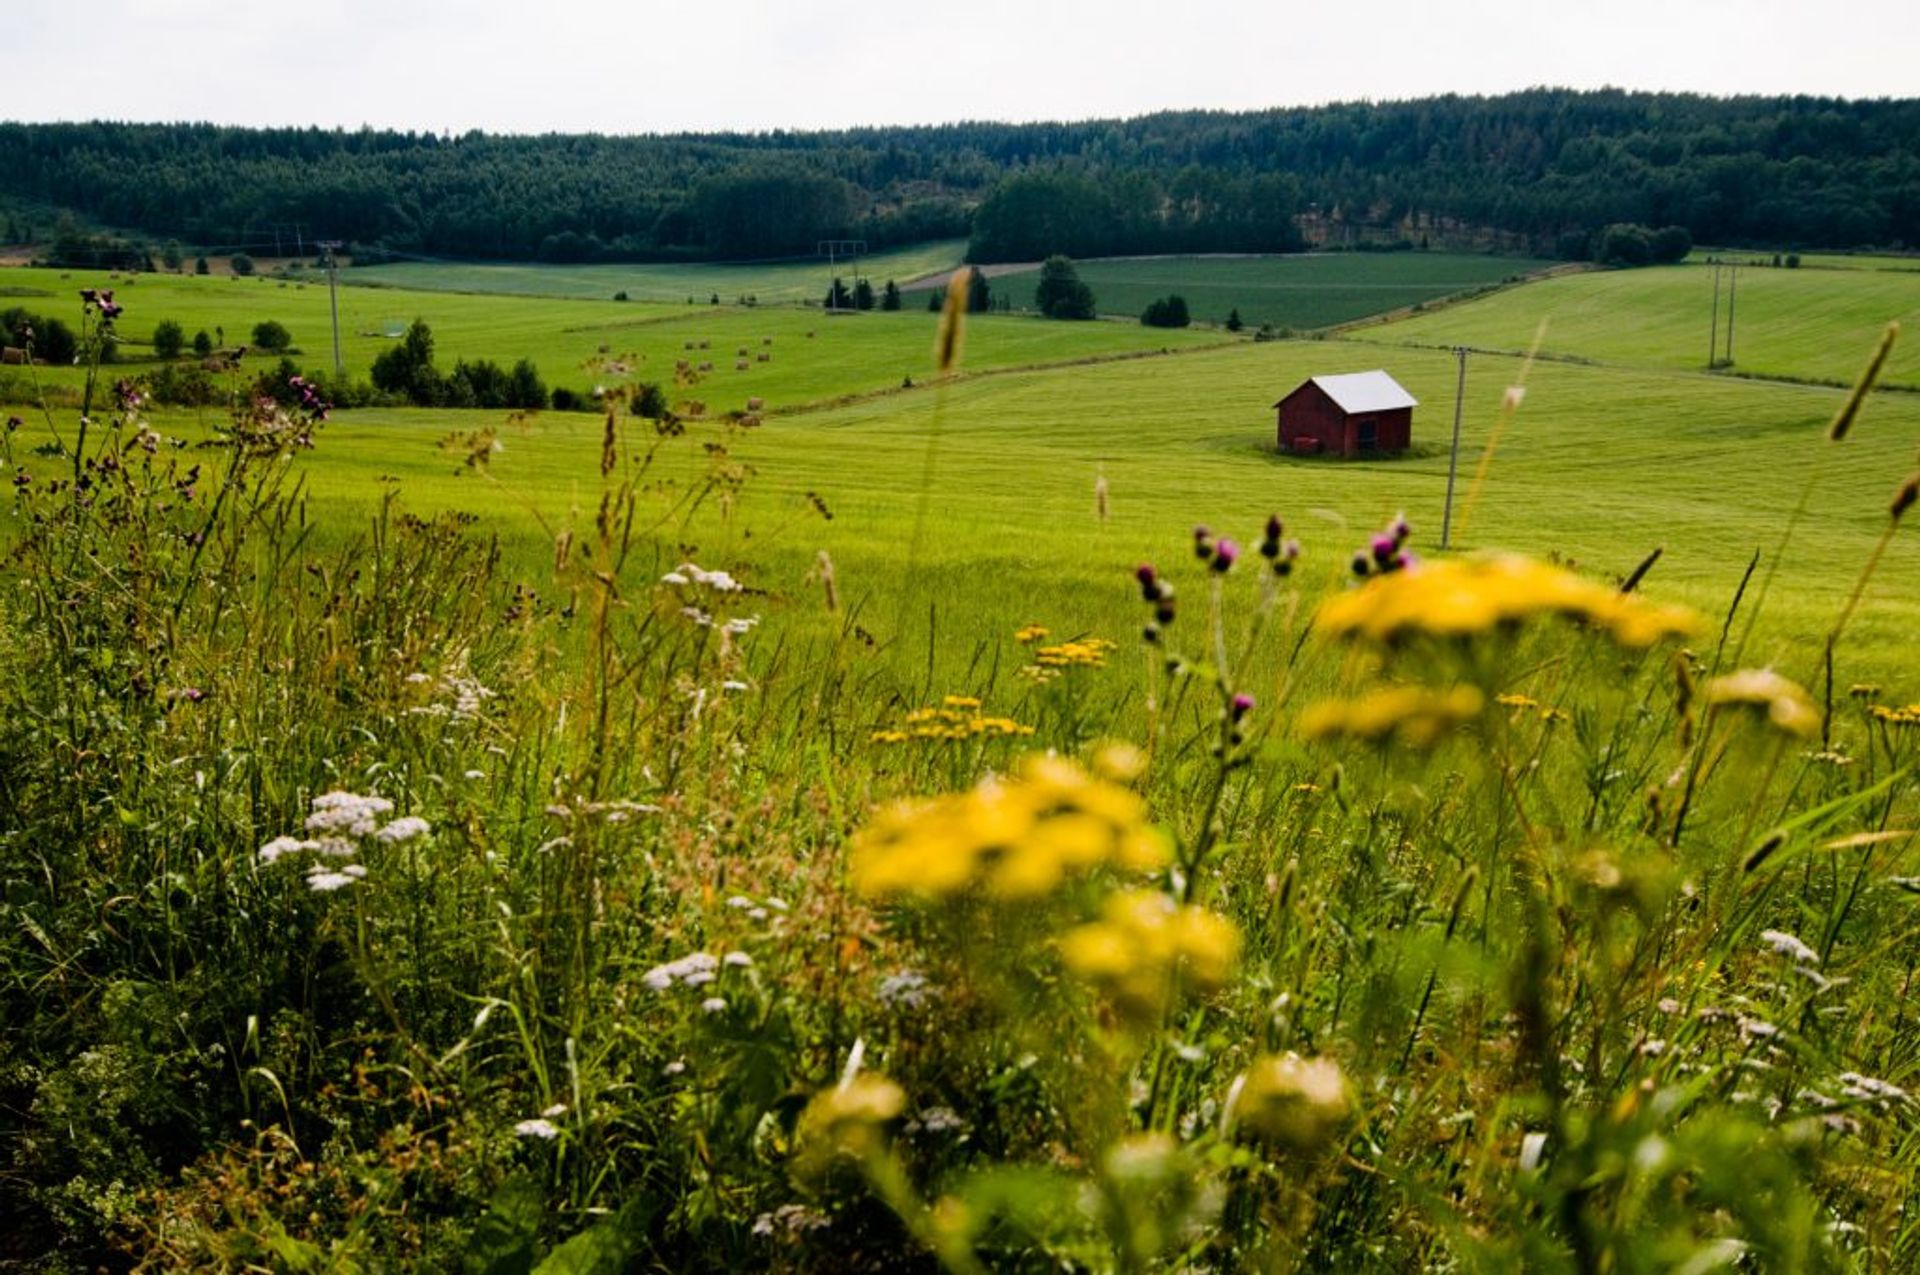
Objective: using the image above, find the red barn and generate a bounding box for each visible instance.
[1274,370,1417,458]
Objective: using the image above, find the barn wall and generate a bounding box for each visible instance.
[1380,408,1412,451]
[1277,386,1344,456]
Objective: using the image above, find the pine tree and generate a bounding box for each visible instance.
[967,268,991,314]
[880,280,901,311]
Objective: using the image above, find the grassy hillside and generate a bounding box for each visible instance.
[0,264,1222,411]
[935,252,1557,329]
[1370,261,1920,386]
[32,330,1907,679]
[343,240,969,303]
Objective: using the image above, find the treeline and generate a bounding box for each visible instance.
[1,89,1916,262]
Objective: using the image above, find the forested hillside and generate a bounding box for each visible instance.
[2,88,1915,263]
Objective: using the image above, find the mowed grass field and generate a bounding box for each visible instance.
[0,264,1222,412]
[926,252,1557,329]
[1373,261,1920,386]
[342,240,968,303]
[65,333,1916,687]
[9,256,1916,682]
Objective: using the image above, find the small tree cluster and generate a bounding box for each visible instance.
[369,319,549,409]
[1587,223,1692,267]
[1034,256,1095,319]
[1140,295,1191,328]
[0,307,78,364]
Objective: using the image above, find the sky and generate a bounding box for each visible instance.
[10,0,1917,135]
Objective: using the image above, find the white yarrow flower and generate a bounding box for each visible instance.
[258,835,303,864]
[513,1118,560,1140]
[1760,929,1820,965]
[375,816,431,844]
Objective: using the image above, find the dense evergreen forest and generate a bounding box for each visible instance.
[1,89,1915,264]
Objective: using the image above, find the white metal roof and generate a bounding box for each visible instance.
[1283,369,1418,413]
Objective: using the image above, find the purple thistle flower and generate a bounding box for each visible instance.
[1230,692,1255,720]
[1211,538,1239,572]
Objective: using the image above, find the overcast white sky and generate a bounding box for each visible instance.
[10,0,1916,134]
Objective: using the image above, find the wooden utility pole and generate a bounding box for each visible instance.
[1724,263,1738,366]
[1708,262,1721,368]
[1441,346,1468,550]
[317,240,344,375]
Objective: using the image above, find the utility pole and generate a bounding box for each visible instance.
[1440,346,1468,550]
[1708,262,1722,368]
[817,239,867,314]
[317,240,344,375]
[1724,263,1738,366]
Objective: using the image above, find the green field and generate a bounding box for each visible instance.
[0,264,1222,412]
[931,252,1557,329]
[1691,249,1920,273]
[343,239,968,303]
[1374,261,1920,386]
[50,329,1909,681]
[11,247,1920,1270]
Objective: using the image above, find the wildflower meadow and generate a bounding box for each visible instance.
[2,272,1918,1274]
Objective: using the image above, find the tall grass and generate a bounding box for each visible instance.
[1,294,1917,1273]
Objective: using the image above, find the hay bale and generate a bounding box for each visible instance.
[698,340,710,350]
[762,336,773,346]
[755,352,770,363]
[746,396,764,412]
[683,340,694,350]
[698,361,714,372]
[736,346,749,357]
[734,360,749,371]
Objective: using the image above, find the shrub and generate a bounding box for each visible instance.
[633,381,669,419]
[1140,295,1191,328]
[1,307,79,364]
[143,361,221,405]
[1034,255,1095,319]
[191,329,213,357]
[151,318,185,360]
[229,252,254,277]
[251,319,292,352]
